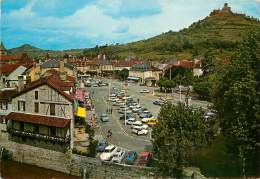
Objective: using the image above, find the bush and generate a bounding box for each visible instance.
[87,140,98,158]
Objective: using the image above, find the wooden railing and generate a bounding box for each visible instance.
[7,128,70,143]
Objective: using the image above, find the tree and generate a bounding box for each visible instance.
[213,32,260,177]
[153,103,209,177]
[156,77,167,92]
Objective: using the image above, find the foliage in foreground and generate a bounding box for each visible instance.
[213,31,260,176]
[152,103,209,177]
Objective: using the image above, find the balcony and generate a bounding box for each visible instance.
[7,128,70,144]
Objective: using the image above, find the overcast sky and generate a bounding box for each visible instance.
[1,0,260,50]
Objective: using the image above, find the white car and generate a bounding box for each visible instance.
[132,107,142,113]
[109,97,117,102]
[140,89,150,93]
[132,124,149,130]
[100,145,118,161]
[132,128,148,135]
[112,150,126,163]
[141,118,150,123]
[131,121,143,128]
[126,118,136,125]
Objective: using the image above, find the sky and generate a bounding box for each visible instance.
[1,0,260,50]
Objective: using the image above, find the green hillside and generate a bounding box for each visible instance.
[8,10,260,60]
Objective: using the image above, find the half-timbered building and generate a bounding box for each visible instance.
[6,75,74,152]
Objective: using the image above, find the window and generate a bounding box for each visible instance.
[34,102,39,113]
[2,102,8,110]
[35,91,38,100]
[20,122,24,131]
[50,103,55,116]
[50,127,56,136]
[18,101,25,111]
[33,125,39,133]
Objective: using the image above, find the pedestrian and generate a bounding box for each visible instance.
[111,108,113,114]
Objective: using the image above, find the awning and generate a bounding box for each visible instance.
[127,76,140,81]
[76,107,86,118]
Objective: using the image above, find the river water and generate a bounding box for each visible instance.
[0,160,80,179]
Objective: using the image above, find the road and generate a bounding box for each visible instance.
[87,78,212,152]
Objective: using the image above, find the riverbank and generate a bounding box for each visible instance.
[1,160,80,179]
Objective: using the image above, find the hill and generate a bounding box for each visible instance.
[8,6,260,60]
[82,10,260,60]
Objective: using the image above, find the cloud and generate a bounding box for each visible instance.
[2,0,260,50]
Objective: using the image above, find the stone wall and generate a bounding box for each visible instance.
[1,138,152,178]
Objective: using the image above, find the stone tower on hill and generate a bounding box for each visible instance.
[222,3,231,13]
[210,3,232,16]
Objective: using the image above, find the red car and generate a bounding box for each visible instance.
[138,152,152,166]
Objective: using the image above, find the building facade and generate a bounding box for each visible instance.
[6,76,74,152]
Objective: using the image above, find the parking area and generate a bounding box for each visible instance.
[84,77,215,161]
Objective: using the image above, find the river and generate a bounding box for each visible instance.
[0,160,80,179]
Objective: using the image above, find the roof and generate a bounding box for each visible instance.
[41,59,74,70]
[0,89,18,101]
[14,75,74,102]
[0,64,20,74]
[140,151,151,157]
[0,55,19,61]
[178,60,194,69]
[6,112,70,128]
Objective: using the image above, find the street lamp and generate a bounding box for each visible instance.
[179,77,185,102]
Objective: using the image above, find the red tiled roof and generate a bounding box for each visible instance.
[178,60,194,69]
[0,64,20,74]
[6,112,70,128]
[14,75,74,102]
[0,55,19,61]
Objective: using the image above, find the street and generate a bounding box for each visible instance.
[88,78,212,152]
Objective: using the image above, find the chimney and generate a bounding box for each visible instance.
[18,75,24,92]
[60,60,65,73]
[59,59,67,81]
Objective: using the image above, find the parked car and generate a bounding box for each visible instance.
[138,108,148,115]
[140,89,150,93]
[139,112,153,118]
[112,150,126,163]
[125,151,138,165]
[100,113,109,122]
[138,152,152,166]
[132,107,142,113]
[153,100,164,106]
[126,118,136,125]
[97,139,108,152]
[141,117,154,123]
[131,121,143,128]
[147,118,157,127]
[100,145,118,161]
[132,124,148,130]
[132,128,148,135]
[120,113,134,120]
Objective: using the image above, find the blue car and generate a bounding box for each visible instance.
[125,151,138,165]
[97,139,108,152]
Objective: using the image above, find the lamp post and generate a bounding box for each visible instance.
[124,77,127,126]
[179,77,185,103]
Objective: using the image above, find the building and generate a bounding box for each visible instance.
[0,88,18,132]
[6,75,74,152]
[26,59,76,82]
[0,64,27,88]
[129,63,162,86]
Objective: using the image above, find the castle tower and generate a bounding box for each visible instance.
[0,42,8,55]
[222,3,231,13]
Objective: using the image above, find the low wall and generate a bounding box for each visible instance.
[1,138,151,178]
